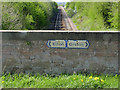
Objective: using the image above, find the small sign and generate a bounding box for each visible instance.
[67,40,89,49]
[47,40,90,49]
[47,40,66,48]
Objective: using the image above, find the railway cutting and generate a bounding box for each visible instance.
[50,6,78,31]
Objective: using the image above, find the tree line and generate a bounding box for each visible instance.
[65,2,118,30]
[2,1,58,30]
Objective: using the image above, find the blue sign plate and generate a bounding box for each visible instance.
[47,40,90,49]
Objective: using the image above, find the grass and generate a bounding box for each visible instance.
[65,2,118,31]
[0,73,119,88]
[69,12,118,31]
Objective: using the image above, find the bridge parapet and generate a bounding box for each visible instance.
[2,32,119,74]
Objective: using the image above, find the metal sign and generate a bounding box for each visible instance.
[47,40,90,49]
[47,40,66,48]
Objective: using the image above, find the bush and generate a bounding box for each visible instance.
[2,2,58,30]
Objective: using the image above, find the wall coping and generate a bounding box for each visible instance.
[0,30,119,33]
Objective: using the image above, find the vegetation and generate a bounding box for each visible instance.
[118,2,120,30]
[0,73,119,88]
[2,1,58,30]
[65,2,118,31]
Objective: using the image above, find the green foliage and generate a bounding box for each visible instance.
[1,73,119,88]
[25,14,35,30]
[65,2,118,31]
[0,76,2,88]
[65,2,70,9]
[66,9,75,18]
[69,2,75,10]
[26,41,32,46]
[108,3,118,29]
[2,2,58,30]
[119,2,120,30]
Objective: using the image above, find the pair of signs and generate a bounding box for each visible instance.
[47,40,90,49]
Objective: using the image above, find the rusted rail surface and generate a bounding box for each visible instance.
[55,6,78,31]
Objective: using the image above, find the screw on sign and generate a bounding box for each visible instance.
[47,40,90,49]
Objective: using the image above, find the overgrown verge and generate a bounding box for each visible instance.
[65,2,118,31]
[0,73,119,88]
[2,1,58,30]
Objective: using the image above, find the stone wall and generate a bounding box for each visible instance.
[2,32,119,74]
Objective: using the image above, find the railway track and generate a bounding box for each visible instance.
[54,6,78,31]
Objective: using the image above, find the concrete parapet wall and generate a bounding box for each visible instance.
[2,32,119,74]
